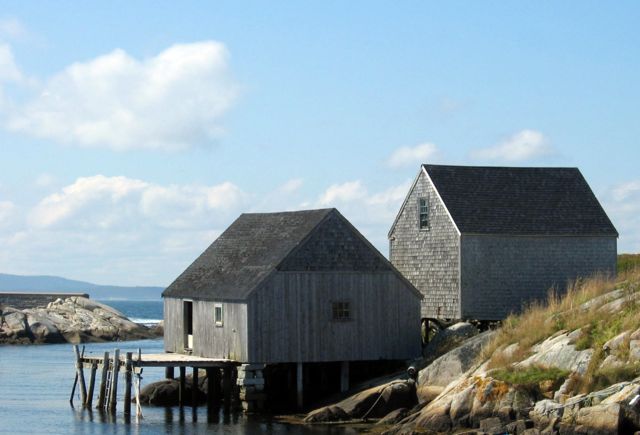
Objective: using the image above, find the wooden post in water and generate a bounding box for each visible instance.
[222,366,232,410]
[179,366,186,407]
[73,345,88,406]
[69,346,85,405]
[296,362,303,410]
[192,367,199,407]
[96,351,109,408]
[108,349,120,412]
[165,366,174,379]
[124,352,133,416]
[86,362,98,407]
[206,368,221,409]
[340,361,349,393]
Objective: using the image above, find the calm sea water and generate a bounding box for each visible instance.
[0,300,357,435]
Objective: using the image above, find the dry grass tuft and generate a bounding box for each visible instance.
[481,268,640,383]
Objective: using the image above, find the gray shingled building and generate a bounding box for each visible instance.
[389,164,618,326]
[163,208,422,364]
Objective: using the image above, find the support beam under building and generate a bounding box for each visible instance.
[296,362,303,410]
[340,361,349,393]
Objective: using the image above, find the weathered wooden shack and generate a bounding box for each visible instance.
[163,208,421,408]
[389,164,618,326]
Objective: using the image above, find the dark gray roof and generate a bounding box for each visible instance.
[423,164,618,236]
[163,209,333,301]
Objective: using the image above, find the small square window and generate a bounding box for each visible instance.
[214,303,223,327]
[418,198,429,229]
[332,301,350,321]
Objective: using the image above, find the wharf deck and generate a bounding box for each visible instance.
[80,352,240,369]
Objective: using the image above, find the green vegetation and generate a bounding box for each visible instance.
[481,267,640,394]
[618,254,640,274]
[491,366,569,389]
[591,363,640,391]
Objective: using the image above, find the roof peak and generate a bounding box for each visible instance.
[423,163,579,171]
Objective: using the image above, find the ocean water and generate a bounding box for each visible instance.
[98,299,164,326]
[0,301,357,435]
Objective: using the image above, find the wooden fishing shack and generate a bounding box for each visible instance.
[162,208,422,410]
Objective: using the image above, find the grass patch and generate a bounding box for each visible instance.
[480,268,640,394]
[591,363,640,391]
[618,254,640,275]
[491,366,569,388]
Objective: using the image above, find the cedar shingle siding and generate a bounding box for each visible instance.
[390,165,618,321]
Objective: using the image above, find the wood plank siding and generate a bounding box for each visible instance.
[247,271,421,363]
[164,298,249,361]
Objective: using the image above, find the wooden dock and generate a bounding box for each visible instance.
[70,345,240,420]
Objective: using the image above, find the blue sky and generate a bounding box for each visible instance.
[0,2,638,286]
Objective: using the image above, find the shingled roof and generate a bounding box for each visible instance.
[163,209,334,301]
[423,164,618,236]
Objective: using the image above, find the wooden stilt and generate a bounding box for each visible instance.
[86,362,98,407]
[206,368,221,408]
[134,374,144,419]
[73,345,88,406]
[165,366,174,379]
[124,352,132,416]
[222,366,232,410]
[108,348,120,412]
[179,366,186,407]
[296,362,303,410]
[340,361,349,393]
[96,351,109,408]
[192,367,199,407]
[69,346,85,405]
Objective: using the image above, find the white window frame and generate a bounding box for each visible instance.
[214,303,223,327]
[418,197,429,230]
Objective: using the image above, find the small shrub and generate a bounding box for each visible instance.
[490,365,569,398]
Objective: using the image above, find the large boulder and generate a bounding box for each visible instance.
[424,322,479,361]
[516,329,592,375]
[304,380,417,423]
[1,297,160,344]
[138,378,206,406]
[418,331,496,389]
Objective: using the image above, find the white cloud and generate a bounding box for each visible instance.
[7,41,238,151]
[602,180,640,254]
[472,129,554,162]
[280,178,304,194]
[318,181,367,206]
[387,143,438,168]
[0,175,414,285]
[29,175,245,230]
[0,43,22,83]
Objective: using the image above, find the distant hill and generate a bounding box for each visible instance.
[0,273,163,300]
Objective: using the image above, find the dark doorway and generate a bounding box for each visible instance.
[183,300,193,350]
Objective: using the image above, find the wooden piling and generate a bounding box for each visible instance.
[206,368,221,408]
[96,351,109,408]
[124,352,132,416]
[108,348,120,412]
[192,367,199,407]
[165,366,174,379]
[86,362,98,407]
[222,366,232,410]
[296,362,303,410]
[73,345,88,406]
[179,366,186,407]
[340,361,349,393]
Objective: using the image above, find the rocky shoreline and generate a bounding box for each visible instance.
[302,282,640,434]
[0,296,162,344]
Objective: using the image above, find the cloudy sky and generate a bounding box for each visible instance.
[0,2,638,286]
